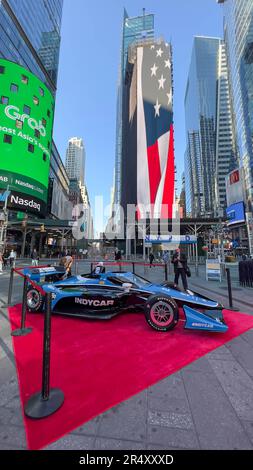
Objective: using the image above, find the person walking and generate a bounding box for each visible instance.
[171,248,189,291]
[149,251,155,268]
[8,249,16,268]
[0,252,3,275]
[31,248,39,266]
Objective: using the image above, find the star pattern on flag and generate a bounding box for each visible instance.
[148,42,173,118]
[154,98,161,117]
[151,63,158,77]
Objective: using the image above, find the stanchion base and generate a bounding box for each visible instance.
[11,327,33,337]
[24,389,64,419]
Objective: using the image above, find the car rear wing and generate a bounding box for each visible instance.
[23,266,66,282]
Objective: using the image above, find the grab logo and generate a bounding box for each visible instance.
[5,105,46,137]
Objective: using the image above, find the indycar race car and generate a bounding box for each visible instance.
[24,265,228,333]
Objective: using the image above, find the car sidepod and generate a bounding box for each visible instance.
[183,305,228,333]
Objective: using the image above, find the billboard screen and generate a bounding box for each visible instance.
[226,168,246,207]
[226,202,245,226]
[0,59,55,215]
[137,41,174,219]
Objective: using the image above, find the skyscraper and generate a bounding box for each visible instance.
[65,137,85,186]
[114,9,154,207]
[185,36,235,218]
[0,0,63,93]
[220,0,253,213]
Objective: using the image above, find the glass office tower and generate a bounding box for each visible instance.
[0,0,63,92]
[114,9,154,207]
[185,37,220,217]
[221,0,253,212]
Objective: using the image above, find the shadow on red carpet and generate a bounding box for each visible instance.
[8,305,253,450]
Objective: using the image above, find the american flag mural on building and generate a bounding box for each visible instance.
[137,40,174,219]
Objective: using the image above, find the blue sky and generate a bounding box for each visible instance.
[53,0,223,219]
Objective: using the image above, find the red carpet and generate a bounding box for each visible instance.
[8,306,253,450]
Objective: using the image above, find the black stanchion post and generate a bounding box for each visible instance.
[226,268,239,312]
[132,262,135,274]
[90,262,93,273]
[7,268,14,306]
[165,263,168,281]
[25,292,64,419]
[11,276,33,337]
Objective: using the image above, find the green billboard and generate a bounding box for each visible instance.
[0,59,55,215]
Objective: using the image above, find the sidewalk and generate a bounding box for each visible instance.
[0,262,253,450]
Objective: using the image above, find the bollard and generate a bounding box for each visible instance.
[226,268,239,312]
[11,276,33,337]
[164,263,168,281]
[132,262,135,274]
[25,292,64,419]
[90,262,93,274]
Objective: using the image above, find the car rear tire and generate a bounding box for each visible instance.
[27,287,44,312]
[145,295,179,332]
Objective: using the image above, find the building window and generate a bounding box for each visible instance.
[21,75,29,84]
[16,120,23,129]
[42,118,47,127]
[1,96,9,104]
[47,141,51,149]
[0,66,5,74]
[4,134,12,144]
[33,96,39,106]
[34,129,40,138]
[10,83,18,93]
[43,153,47,162]
[47,109,51,118]
[39,87,44,97]
[23,105,31,115]
[28,143,34,153]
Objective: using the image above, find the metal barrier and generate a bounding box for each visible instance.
[8,265,64,418]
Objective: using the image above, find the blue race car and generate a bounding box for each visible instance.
[24,266,228,333]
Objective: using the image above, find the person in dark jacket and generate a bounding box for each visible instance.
[149,251,155,268]
[171,248,188,291]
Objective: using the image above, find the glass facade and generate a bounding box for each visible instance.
[223,0,253,212]
[114,9,154,206]
[185,37,220,217]
[0,0,63,92]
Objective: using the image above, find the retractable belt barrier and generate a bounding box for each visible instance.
[8,265,64,419]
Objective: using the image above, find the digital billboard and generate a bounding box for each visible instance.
[226,202,246,226]
[0,59,55,215]
[226,168,246,207]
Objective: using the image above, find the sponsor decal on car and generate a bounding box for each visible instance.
[192,323,213,328]
[75,298,114,307]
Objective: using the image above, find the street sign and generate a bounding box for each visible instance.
[206,259,222,282]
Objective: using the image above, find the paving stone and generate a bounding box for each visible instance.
[148,395,190,414]
[241,420,253,445]
[0,406,24,426]
[147,425,199,449]
[148,373,187,400]
[45,435,95,450]
[94,437,145,450]
[0,356,16,387]
[207,345,234,361]
[225,337,253,377]
[182,356,214,375]
[241,330,253,348]
[148,410,193,430]
[182,369,252,449]
[0,425,27,449]
[71,417,100,436]
[209,359,253,421]
[0,379,19,407]
[98,393,147,442]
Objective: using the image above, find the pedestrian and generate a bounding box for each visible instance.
[115,248,122,261]
[3,251,8,269]
[149,251,155,268]
[171,248,189,291]
[59,254,73,279]
[8,249,16,268]
[0,251,3,275]
[31,248,39,266]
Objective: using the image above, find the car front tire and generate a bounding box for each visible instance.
[145,294,179,332]
[26,287,44,312]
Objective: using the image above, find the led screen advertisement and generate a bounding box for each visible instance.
[226,202,246,226]
[0,59,54,215]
